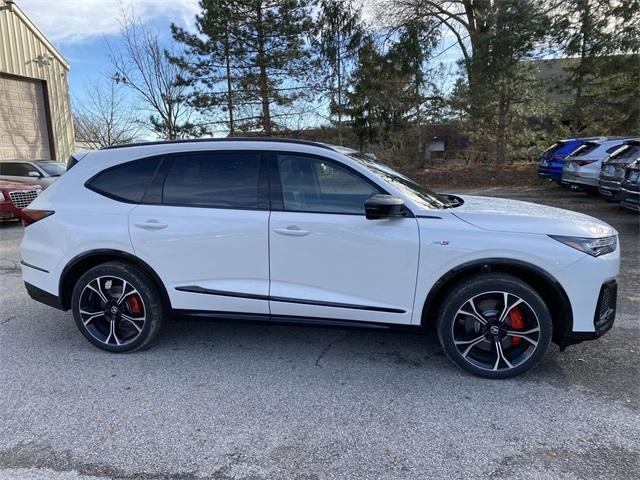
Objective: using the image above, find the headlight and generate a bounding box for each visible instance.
[549,235,617,257]
[0,192,4,201]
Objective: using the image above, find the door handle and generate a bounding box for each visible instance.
[134,220,168,230]
[273,226,310,237]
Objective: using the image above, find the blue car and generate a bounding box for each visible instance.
[538,139,585,182]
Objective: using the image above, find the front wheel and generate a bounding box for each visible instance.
[71,262,164,352]
[437,274,552,379]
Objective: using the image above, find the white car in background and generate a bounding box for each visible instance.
[562,138,639,193]
[20,139,619,378]
[0,160,67,189]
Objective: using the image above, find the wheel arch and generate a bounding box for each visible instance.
[420,258,573,345]
[59,249,171,311]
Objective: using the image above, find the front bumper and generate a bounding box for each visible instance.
[558,280,617,348]
[0,201,21,221]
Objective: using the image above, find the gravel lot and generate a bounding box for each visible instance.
[1,184,638,480]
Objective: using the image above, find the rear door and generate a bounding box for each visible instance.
[128,151,271,314]
[267,152,420,325]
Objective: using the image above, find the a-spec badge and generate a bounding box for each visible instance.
[431,240,450,246]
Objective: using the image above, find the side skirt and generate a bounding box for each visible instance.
[170,309,425,333]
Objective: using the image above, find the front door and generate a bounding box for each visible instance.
[268,153,420,325]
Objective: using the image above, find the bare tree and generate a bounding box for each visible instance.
[73,79,141,149]
[107,11,199,140]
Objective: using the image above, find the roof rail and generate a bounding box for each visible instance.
[101,137,335,151]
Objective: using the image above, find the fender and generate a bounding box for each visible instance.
[421,257,574,341]
[59,249,171,310]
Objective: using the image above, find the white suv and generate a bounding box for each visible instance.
[20,139,619,378]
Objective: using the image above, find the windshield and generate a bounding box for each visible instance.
[35,161,67,177]
[348,153,447,209]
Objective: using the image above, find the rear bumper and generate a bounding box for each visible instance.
[621,188,640,211]
[562,173,598,188]
[538,166,562,181]
[24,281,65,310]
[598,179,622,200]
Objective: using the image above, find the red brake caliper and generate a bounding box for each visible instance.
[508,307,525,346]
[126,294,143,315]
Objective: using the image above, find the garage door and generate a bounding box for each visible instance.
[0,74,51,160]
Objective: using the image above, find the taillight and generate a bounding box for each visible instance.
[574,160,596,167]
[21,209,54,227]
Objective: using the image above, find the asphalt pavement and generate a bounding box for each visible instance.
[0,184,638,480]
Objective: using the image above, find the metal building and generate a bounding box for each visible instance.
[0,0,74,161]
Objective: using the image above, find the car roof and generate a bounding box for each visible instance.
[0,159,40,162]
[100,137,335,152]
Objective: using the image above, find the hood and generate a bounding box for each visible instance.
[451,195,617,238]
[0,180,40,190]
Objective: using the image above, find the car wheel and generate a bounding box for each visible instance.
[437,274,552,379]
[71,262,163,352]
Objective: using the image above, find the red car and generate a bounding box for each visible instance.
[0,180,42,222]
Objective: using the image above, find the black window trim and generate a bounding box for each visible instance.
[267,150,403,217]
[84,149,415,216]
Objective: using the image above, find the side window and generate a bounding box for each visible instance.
[277,154,381,214]
[1,162,32,176]
[87,157,162,203]
[163,152,260,209]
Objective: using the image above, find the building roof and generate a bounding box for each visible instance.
[1,0,69,69]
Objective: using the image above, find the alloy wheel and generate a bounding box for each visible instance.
[452,291,541,372]
[78,276,146,347]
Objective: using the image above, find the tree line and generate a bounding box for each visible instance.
[74,0,639,164]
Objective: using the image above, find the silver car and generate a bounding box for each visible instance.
[0,160,67,189]
[562,138,639,193]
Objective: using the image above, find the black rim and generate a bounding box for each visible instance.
[78,276,146,346]
[451,291,541,372]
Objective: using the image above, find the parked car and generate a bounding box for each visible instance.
[562,138,638,193]
[0,160,67,189]
[0,180,42,222]
[620,160,640,211]
[538,139,586,182]
[598,140,640,201]
[20,139,619,379]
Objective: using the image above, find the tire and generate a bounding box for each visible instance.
[437,273,552,379]
[71,261,164,352]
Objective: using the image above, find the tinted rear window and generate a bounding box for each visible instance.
[610,144,640,161]
[162,152,260,209]
[88,157,162,203]
[569,143,599,157]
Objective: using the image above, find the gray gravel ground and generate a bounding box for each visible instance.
[0,184,638,480]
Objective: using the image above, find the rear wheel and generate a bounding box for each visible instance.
[71,262,163,352]
[437,274,552,379]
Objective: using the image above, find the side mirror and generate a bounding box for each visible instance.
[28,171,42,178]
[364,194,405,220]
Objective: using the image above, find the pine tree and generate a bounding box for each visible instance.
[233,0,317,135]
[315,0,364,143]
[171,0,244,136]
[551,0,640,135]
